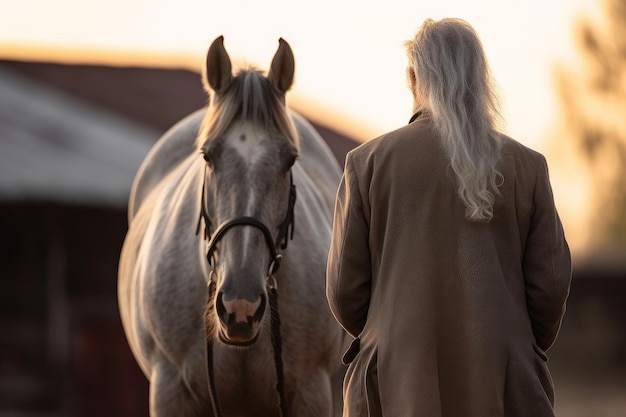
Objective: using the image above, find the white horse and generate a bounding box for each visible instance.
[118,36,347,416]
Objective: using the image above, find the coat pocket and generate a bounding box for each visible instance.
[342,337,361,365]
[344,344,381,417]
[533,343,548,362]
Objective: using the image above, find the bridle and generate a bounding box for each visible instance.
[195,163,296,417]
[196,167,296,274]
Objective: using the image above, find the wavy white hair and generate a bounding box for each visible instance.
[406,18,503,222]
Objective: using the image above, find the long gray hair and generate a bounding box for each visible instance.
[406,18,503,222]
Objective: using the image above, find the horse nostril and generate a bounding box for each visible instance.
[216,292,266,325]
[216,292,227,323]
[253,294,267,323]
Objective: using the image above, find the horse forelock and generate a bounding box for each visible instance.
[196,68,299,152]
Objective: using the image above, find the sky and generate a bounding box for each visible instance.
[0,0,598,253]
[0,0,588,144]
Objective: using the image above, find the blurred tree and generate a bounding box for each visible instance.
[555,0,626,246]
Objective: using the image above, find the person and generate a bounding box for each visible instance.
[326,17,572,417]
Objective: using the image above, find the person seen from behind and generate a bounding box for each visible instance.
[326,17,572,417]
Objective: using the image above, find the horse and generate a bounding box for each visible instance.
[117,36,348,416]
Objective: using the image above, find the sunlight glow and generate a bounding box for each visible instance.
[0,0,595,252]
[0,0,584,143]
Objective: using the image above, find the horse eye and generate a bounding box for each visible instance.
[287,153,298,169]
[282,147,298,171]
[203,152,213,166]
[280,142,298,171]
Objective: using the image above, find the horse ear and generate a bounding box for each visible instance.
[268,38,295,94]
[204,35,232,94]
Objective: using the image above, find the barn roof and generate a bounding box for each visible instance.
[0,66,157,207]
[0,60,358,208]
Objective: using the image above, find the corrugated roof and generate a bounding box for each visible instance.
[0,67,158,207]
[0,59,359,207]
[0,60,358,167]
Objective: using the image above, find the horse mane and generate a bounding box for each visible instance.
[196,67,300,151]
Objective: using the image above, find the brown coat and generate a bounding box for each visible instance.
[326,118,572,417]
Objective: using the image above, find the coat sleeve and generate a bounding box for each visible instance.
[326,152,372,337]
[523,156,572,351]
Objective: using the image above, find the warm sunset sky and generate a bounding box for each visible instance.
[0,0,601,253]
[0,0,592,144]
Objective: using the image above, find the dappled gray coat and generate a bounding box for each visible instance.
[326,117,572,417]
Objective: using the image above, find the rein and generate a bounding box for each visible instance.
[196,167,296,417]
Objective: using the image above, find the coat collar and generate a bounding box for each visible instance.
[408,111,423,124]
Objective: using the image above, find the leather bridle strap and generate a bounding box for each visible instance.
[196,168,296,417]
[196,172,296,275]
[205,277,289,417]
[205,279,223,417]
[206,216,282,273]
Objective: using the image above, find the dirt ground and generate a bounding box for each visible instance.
[554,371,626,417]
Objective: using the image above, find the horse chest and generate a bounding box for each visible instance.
[213,346,279,413]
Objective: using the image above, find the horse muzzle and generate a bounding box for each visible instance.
[215,292,267,346]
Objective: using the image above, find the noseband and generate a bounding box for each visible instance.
[196,168,296,275]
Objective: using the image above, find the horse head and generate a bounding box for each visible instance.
[197,36,299,346]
